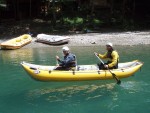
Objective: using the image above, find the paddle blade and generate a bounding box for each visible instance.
[112,73,121,85]
[117,80,121,85]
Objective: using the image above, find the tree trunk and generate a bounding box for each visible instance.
[110,0,114,16]
[90,0,94,16]
[122,0,128,23]
[132,0,136,20]
[52,0,56,27]
[29,0,32,17]
[122,0,126,19]
[13,0,17,19]
[60,0,63,25]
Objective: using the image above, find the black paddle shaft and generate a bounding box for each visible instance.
[94,52,121,85]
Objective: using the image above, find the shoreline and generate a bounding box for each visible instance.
[67,31,150,46]
[1,31,150,48]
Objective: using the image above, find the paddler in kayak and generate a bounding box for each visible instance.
[55,46,77,70]
[95,42,119,70]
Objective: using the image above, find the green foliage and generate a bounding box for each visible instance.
[0,0,5,3]
[122,19,135,30]
[92,19,103,24]
[63,17,83,26]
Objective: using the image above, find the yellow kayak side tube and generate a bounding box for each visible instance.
[21,61,143,81]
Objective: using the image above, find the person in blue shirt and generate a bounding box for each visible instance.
[55,46,76,70]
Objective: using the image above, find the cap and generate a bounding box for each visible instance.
[106,42,113,47]
[62,46,70,51]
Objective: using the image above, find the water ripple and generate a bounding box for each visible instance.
[26,83,117,103]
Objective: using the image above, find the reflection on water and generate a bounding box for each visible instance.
[1,49,34,65]
[121,81,142,93]
[27,83,117,103]
[0,46,99,66]
[1,45,148,66]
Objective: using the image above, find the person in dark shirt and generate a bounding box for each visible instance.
[55,46,76,70]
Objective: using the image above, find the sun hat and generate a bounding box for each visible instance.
[62,46,70,51]
[106,42,113,47]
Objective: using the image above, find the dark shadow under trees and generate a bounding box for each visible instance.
[0,0,150,38]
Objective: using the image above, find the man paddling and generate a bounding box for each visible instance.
[55,46,77,70]
[95,43,119,70]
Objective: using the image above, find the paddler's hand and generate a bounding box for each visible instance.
[94,52,98,56]
[56,56,60,60]
[104,64,109,69]
[56,56,60,66]
[56,64,59,66]
[56,56,59,60]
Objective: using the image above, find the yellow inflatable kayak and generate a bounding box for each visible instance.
[21,60,143,81]
[0,34,32,49]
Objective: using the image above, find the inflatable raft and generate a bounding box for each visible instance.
[0,34,32,50]
[36,34,70,45]
[21,60,143,81]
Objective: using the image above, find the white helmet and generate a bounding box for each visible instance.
[106,42,113,47]
[62,46,70,51]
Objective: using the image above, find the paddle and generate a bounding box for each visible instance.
[94,52,121,85]
[56,56,59,66]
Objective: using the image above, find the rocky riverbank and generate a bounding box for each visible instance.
[0,31,150,48]
[67,31,150,46]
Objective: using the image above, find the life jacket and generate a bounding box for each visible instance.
[106,50,113,59]
[70,54,77,67]
[63,53,76,68]
[106,50,119,69]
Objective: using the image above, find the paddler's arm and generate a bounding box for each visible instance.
[97,52,107,59]
[56,56,60,62]
[56,56,64,66]
[56,55,72,66]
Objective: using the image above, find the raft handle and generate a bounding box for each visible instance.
[98,70,100,74]
[72,70,75,75]
[121,69,124,72]
[30,67,37,70]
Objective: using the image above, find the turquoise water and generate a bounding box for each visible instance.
[0,45,150,113]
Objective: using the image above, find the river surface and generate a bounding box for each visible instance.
[0,45,150,113]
